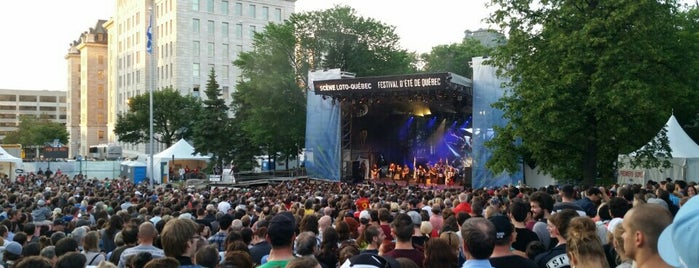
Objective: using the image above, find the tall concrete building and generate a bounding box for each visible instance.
[66,20,110,158]
[0,89,67,141]
[104,0,296,156]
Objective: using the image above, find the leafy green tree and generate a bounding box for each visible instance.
[485,0,699,185]
[192,68,233,167]
[114,87,200,148]
[232,6,417,169]
[234,22,304,166]
[421,38,493,78]
[1,115,68,146]
[293,6,417,82]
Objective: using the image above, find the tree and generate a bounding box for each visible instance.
[292,6,418,83]
[485,0,699,185]
[234,22,304,166]
[114,87,200,148]
[232,6,417,169]
[192,68,233,167]
[421,38,493,78]
[1,115,68,146]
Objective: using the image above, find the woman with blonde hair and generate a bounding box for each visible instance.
[611,224,632,268]
[566,217,609,268]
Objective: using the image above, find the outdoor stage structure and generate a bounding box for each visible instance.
[305,57,523,188]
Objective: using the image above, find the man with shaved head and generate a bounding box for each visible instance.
[118,222,165,268]
[621,203,673,268]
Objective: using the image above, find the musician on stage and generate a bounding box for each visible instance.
[370,164,380,180]
[401,164,410,181]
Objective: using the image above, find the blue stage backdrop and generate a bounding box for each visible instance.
[305,69,343,181]
[472,57,523,188]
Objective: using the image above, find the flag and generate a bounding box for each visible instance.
[146,16,153,54]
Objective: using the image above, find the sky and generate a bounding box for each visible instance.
[0,0,492,92]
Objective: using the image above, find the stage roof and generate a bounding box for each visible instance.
[313,72,473,115]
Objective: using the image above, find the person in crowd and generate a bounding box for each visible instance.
[144,256,181,268]
[530,191,554,250]
[553,185,586,216]
[109,223,139,264]
[249,226,271,264]
[258,212,296,268]
[293,231,318,257]
[576,187,603,217]
[160,218,201,267]
[487,215,537,268]
[424,237,458,268]
[118,222,164,268]
[361,225,385,255]
[193,245,219,268]
[620,203,672,268]
[508,199,539,253]
[610,224,632,268]
[208,214,233,252]
[102,215,124,254]
[534,209,578,268]
[565,217,609,268]
[14,255,52,268]
[83,230,106,266]
[55,251,87,268]
[287,255,321,268]
[460,217,496,268]
[383,213,424,268]
[316,227,339,268]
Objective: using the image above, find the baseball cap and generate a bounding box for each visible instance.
[406,211,421,226]
[37,200,46,206]
[359,210,371,220]
[268,212,296,241]
[488,215,513,241]
[339,253,399,268]
[646,198,669,210]
[658,196,699,267]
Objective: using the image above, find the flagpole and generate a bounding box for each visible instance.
[148,5,155,190]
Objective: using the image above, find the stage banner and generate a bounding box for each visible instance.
[305,70,343,181]
[472,57,524,188]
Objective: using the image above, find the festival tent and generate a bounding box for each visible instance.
[0,146,22,180]
[152,139,210,184]
[618,115,699,184]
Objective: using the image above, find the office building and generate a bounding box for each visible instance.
[104,0,296,156]
[0,89,67,141]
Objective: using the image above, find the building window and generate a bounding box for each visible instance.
[97,99,104,109]
[192,0,199,11]
[274,8,282,22]
[223,43,229,59]
[222,0,229,15]
[98,85,104,94]
[208,42,214,58]
[249,4,256,18]
[222,65,229,79]
[207,0,214,12]
[39,96,56,102]
[235,2,242,16]
[193,63,200,79]
[98,130,105,139]
[249,25,256,38]
[235,23,242,38]
[19,95,36,102]
[0,95,15,101]
[39,106,56,112]
[208,20,214,36]
[262,6,269,21]
[222,22,229,38]
[98,55,104,64]
[193,19,200,33]
[193,41,200,57]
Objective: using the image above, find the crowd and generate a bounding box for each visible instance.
[0,171,696,268]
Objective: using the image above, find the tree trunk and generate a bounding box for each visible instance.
[582,137,597,186]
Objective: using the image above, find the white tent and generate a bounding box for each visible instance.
[0,146,22,180]
[152,139,210,183]
[618,115,699,184]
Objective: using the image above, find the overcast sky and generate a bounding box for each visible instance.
[0,0,492,91]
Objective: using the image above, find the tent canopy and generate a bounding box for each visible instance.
[154,139,210,160]
[0,145,23,180]
[619,115,699,183]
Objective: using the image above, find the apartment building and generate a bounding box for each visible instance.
[66,20,109,158]
[105,0,296,156]
[0,89,67,141]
